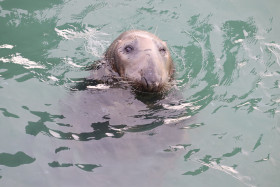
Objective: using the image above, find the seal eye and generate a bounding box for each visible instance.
[124,45,134,53]
[159,47,166,55]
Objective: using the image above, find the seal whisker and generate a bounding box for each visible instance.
[154,26,158,35]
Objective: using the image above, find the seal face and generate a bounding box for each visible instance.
[104,30,174,92]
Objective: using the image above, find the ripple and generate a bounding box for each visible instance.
[252,134,263,152]
[0,108,19,118]
[55,26,109,58]
[75,164,101,172]
[164,144,191,152]
[0,44,14,49]
[0,152,35,167]
[48,161,101,172]
[255,154,270,163]
[48,161,72,168]
[55,147,70,154]
[0,53,45,69]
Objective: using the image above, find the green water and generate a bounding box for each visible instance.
[1,0,280,186]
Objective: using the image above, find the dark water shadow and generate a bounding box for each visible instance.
[0,152,35,167]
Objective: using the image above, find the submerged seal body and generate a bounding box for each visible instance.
[95,30,174,92]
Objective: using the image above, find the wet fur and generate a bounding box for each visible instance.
[92,30,175,93]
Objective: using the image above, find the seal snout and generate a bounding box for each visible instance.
[140,68,162,92]
[141,76,160,92]
[137,50,165,92]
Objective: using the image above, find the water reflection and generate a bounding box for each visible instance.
[1,0,280,185]
[24,86,190,140]
[10,13,278,186]
[0,108,19,118]
[169,14,279,187]
[0,152,35,167]
[174,14,219,116]
[220,19,257,86]
[55,147,70,153]
[48,161,101,172]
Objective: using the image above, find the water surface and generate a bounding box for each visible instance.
[0,0,280,186]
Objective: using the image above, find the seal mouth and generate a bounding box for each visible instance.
[136,77,163,92]
[115,75,172,94]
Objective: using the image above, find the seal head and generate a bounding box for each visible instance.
[105,30,174,92]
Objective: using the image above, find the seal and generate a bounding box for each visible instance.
[94,30,174,93]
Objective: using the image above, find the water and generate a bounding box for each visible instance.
[1,0,280,186]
